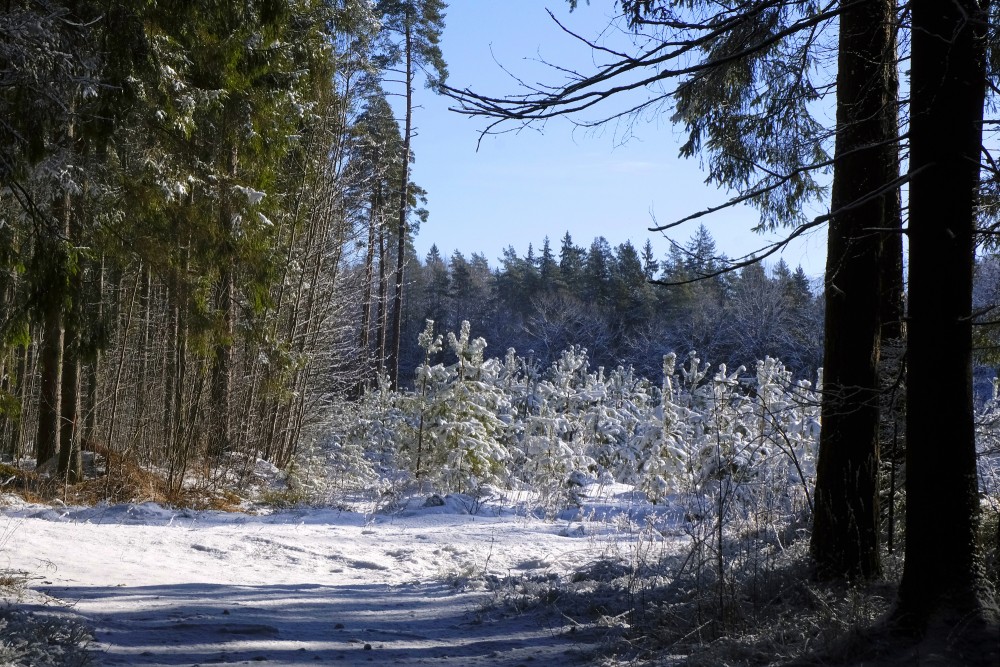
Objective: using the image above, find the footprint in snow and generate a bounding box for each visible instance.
[514,557,553,570]
[190,543,226,556]
[348,559,388,571]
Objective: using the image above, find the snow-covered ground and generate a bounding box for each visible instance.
[0,488,686,666]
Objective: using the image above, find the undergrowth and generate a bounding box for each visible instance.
[0,606,93,667]
[1,570,92,667]
[0,448,245,511]
[482,523,899,666]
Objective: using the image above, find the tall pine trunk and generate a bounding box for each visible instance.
[57,194,83,482]
[376,224,388,374]
[210,147,238,461]
[359,189,379,386]
[57,332,81,482]
[84,254,104,446]
[894,0,993,632]
[35,294,63,467]
[36,172,73,468]
[878,33,906,556]
[811,0,895,580]
[388,20,413,389]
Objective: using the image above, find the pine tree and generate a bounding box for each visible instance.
[640,239,659,281]
[538,236,561,288]
[558,231,586,293]
[376,0,448,388]
[349,90,406,382]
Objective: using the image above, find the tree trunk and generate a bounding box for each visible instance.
[210,258,234,460]
[133,266,152,458]
[376,224,388,374]
[359,189,379,387]
[57,330,82,482]
[878,14,905,345]
[84,254,104,446]
[5,343,29,460]
[58,195,83,482]
[894,0,993,632]
[35,192,71,468]
[107,269,140,451]
[15,338,33,462]
[388,20,413,389]
[210,148,238,461]
[168,274,189,491]
[163,286,176,451]
[36,278,65,468]
[810,0,895,580]
[877,38,906,556]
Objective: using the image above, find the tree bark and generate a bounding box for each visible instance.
[810,0,895,580]
[360,188,379,387]
[35,300,62,468]
[57,328,81,482]
[210,147,238,461]
[35,178,72,468]
[58,191,83,482]
[84,254,104,446]
[133,266,152,458]
[388,20,413,389]
[877,38,906,557]
[894,0,993,632]
[376,223,388,374]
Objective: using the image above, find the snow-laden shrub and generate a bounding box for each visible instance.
[399,321,513,493]
[333,321,823,514]
[0,608,91,667]
[976,377,1000,502]
[314,373,406,496]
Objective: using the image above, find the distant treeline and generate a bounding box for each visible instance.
[388,225,823,384]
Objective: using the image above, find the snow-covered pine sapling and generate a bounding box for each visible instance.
[680,350,710,401]
[415,320,444,478]
[753,359,818,514]
[418,321,510,493]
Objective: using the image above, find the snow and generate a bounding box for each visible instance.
[233,185,266,206]
[0,488,685,665]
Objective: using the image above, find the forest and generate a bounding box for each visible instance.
[1,0,1000,666]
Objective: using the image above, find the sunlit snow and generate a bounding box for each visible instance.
[1,486,686,666]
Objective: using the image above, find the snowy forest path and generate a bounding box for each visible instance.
[1,497,643,666]
[32,580,594,665]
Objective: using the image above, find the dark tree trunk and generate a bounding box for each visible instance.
[359,189,379,386]
[811,0,895,580]
[210,252,234,460]
[57,329,82,482]
[894,0,993,632]
[134,266,152,457]
[376,223,388,374]
[210,148,238,460]
[35,298,63,467]
[5,342,29,459]
[58,198,83,482]
[388,21,413,389]
[876,11,906,557]
[36,178,72,468]
[84,254,104,445]
[878,22,905,345]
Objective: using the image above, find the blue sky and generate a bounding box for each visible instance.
[403,2,830,276]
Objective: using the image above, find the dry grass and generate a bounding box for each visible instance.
[0,569,27,592]
[0,448,244,512]
[490,518,1000,667]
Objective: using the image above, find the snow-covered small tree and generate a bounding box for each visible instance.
[401,321,511,493]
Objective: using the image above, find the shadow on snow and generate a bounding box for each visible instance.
[30,580,600,666]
